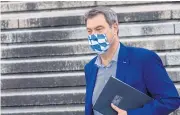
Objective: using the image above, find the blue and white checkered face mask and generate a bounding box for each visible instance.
[88,34,110,54]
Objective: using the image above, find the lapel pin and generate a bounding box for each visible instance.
[123,61,127,63]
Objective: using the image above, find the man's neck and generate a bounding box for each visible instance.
[100,39,119,66]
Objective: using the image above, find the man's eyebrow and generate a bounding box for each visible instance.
[86,28,92,30]
[95,26,104,29]
[87,25,104,30]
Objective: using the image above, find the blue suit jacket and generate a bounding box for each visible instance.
[84,42,180,115]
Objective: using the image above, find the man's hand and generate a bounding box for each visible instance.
[111,103,127,115]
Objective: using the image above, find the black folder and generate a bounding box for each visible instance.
[93,76,153,115]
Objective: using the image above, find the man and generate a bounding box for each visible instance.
[84,6,180,115]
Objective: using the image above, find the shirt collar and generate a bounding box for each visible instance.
[95,43,120,67]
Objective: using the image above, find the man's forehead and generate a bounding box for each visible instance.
[86,14,108,29]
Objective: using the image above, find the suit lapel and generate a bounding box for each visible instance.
[116,42,130,82]
[87,57,98,115]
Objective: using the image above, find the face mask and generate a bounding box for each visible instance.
[88,31,115,54]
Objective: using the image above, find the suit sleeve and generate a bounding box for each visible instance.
[127,51,180,115]
[84,64,89,87]
[84,64,90,115]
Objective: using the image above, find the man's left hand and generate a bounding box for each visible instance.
[111,103,127,115]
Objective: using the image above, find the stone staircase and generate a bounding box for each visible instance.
[1,1,180,115]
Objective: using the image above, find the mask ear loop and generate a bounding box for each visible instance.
[109,29,116,45]
[103,27,116,44]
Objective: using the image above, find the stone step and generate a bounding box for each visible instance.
[175,23,180,34]
[1,52,180,74]
[1,72,86,89]
[1,6,180,30]
[1,56,92,74]
[166,52,180,66]
[119,22,178,37]
[1,1,175,13]
[1,87,85,107]
[96,1,178,6]
[1,104,84,115]
[167,68,180,82]
[0,1,95,13]
[1,105,179,115]
[1,21,180,43]
[1,67,180,90]
[1,36,180,58]
[1,84,179,107]
[2,3,180,19]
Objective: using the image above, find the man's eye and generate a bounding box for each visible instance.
[96,28,104,33]
[88,31,92,34]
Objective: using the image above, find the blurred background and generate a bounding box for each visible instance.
[1,1,180,115]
